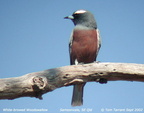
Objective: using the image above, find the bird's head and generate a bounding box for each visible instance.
[64,9,97,29]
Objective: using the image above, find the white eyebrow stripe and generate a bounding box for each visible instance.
[74,10,86,14]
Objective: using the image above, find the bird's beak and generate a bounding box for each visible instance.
[64,15,74,20]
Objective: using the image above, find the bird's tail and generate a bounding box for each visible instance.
[71,83,86,106]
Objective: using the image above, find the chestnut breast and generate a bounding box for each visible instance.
[70,29,98,65]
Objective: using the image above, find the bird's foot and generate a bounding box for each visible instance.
[78,62,84,65]
[94,61,101,63]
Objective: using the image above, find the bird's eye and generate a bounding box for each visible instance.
[72,14,78,18]
[73,14,78,16]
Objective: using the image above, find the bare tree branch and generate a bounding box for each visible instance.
[0,62,144,100]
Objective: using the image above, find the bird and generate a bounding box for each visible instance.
[64,9,101,106]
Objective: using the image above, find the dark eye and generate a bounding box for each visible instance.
[73,14,79,18]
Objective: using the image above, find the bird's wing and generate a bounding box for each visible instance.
[69,30,74,65]
[96,29,101,54]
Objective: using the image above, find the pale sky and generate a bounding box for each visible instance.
[0,0,144,113]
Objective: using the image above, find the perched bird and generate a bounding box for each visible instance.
[64,9,101,106]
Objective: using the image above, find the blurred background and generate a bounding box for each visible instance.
[0,0,144,113]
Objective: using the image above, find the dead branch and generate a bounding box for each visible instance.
[0,62,144,100]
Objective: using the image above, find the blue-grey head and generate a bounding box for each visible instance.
[64,9,97,29]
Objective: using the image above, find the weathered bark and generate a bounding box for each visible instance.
[0,62,144,100]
